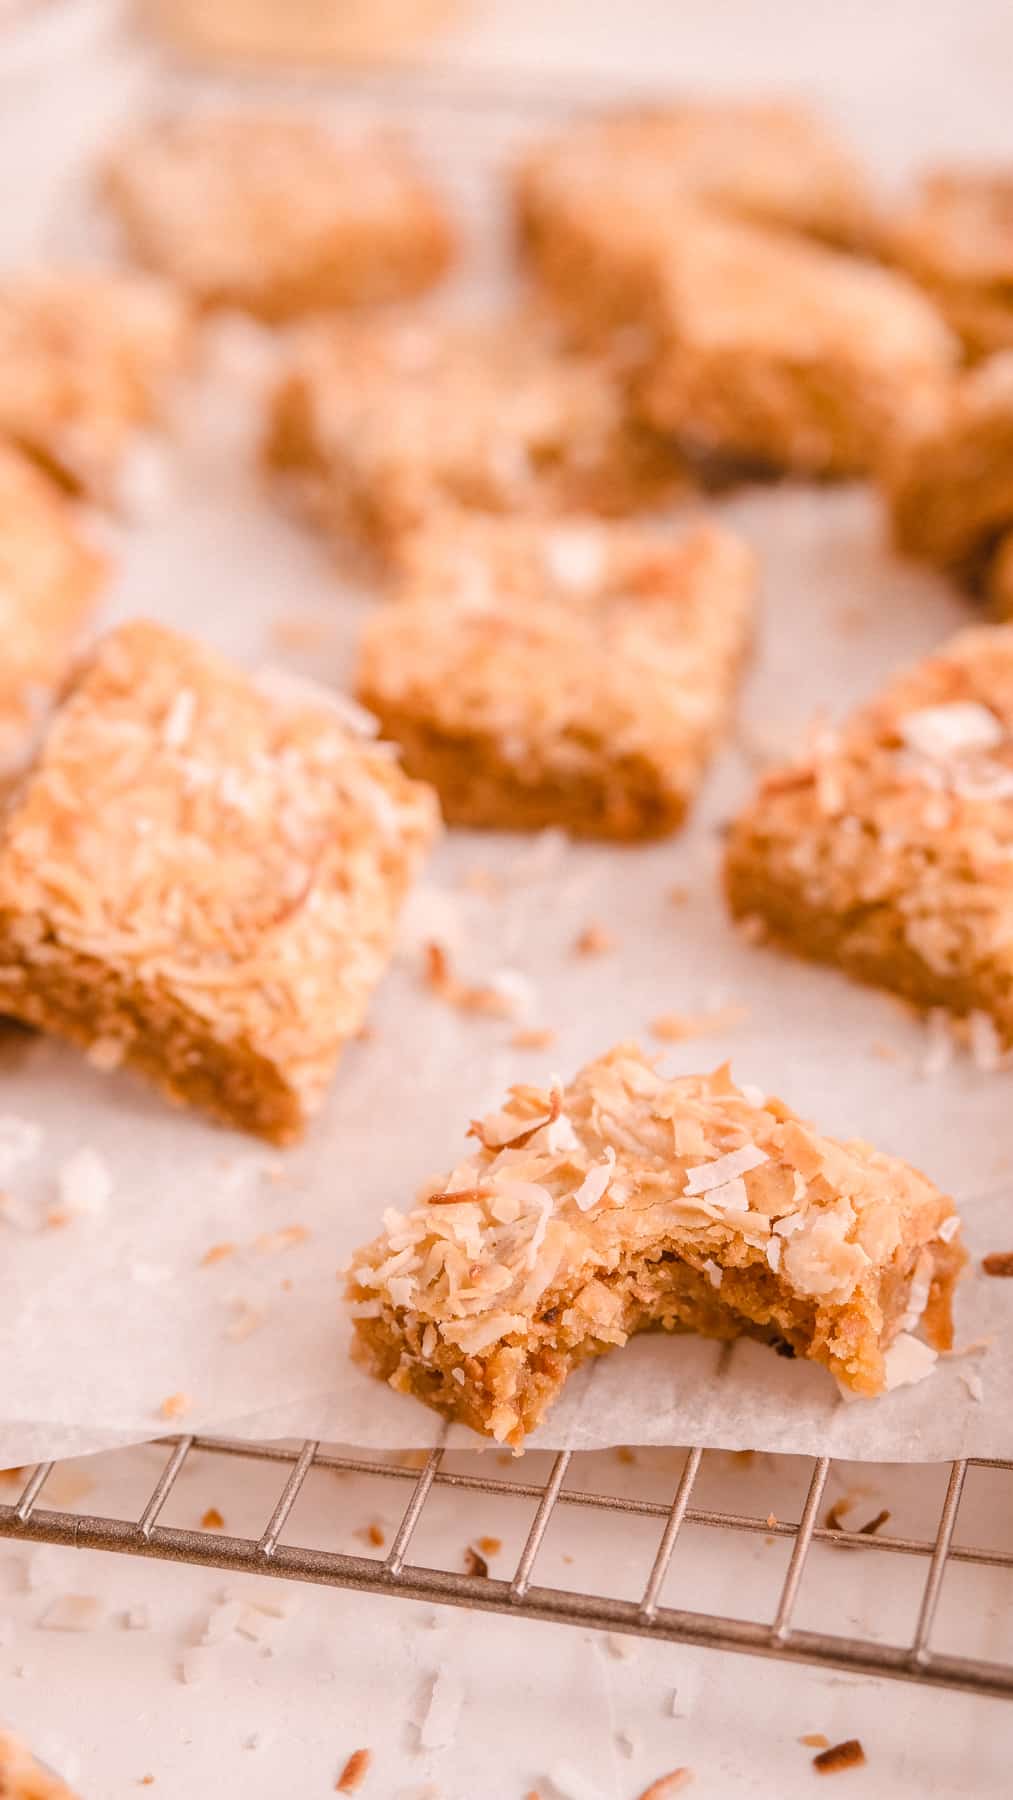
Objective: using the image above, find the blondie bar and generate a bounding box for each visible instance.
[357,515,754,838]
[633,214,957,476]
[0,267,190,498]
[348,1046,963,1445]
[893,167,1013,360]
[0,443,106,775]
[101,113,455,319]
[725,624,1013,1038]
[264,314,689,565]
[0,621,438,1141]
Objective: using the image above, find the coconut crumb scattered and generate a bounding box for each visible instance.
[422,941,517,1017]
[635,1773,694,1799]
[38,1594,105,1632]
[982,1251,1013,1276]
[766,1512,778,1529]
[813,1739,866,1775]
[478,1535,502,1555]
[604,1632,635,1661]
[616,1730,637,1759]
[255,1224,310,1253]
[419,1667,464,1750]
[201,1241,237,1266]
[800,1734,830,1749]
[510,1026,558,1050]
[364,1522,385,1548]
[202,1507,225,1530]
[159,1391,191,1420]
[650,1003,749,1042]
[463,1545,489,1578]
[546,1763,609,1800]
[573,922,615,956]
[881,1332,937,1390]
[336,1748,373,1793]
[961,1369,985,1402]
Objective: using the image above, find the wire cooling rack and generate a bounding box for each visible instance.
[3,1438,1013,1701]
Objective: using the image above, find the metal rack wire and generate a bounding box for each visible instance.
[2,1438,1012,1700]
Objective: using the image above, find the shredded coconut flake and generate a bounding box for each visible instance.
[683,1144,767,1195]
[701,1258,723,1289]
[419,1667,464,1749]
[900,702,1003,759]
[882,1332,938,1391]
[765,1236,782,1273]
[573,1148,616,1212]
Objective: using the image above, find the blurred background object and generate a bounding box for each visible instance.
[138,0,464,65]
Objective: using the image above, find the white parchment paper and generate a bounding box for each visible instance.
[3,400,1010,1468]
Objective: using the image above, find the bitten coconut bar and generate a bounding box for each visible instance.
[357,515,755,838]
[892,167,1013,361]
[0,443,107,775]
[0,267,190,499]
[347,1046,963,1446]
[264,314,689,565]
[725,624,1013,1041]
[0,621,438,1142]
[100,113,456,320]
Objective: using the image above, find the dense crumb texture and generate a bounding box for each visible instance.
[264,314,690,564]
[0,443,107,774]
[0,621,438,1141]
[892,168,1013,360]
[348,1046,963,1445]
[100,113,456,319]
[0,1731,80,1799]
[515,102,879,320]
[882,353,1013,588]
[0,267,190,497]
[631,214,957,477]
[357,516,755,838]
[724,624,1013,1042]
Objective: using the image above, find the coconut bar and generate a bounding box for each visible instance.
[0,443,106,776]
[0,266,190,499]
[0,1731,81,1800]
[882,352,1013,602]
[347,1045,963,1446]
[357,515,754,838]
[892,167,1013,360]
[101,113,456,320]
[632,213,957,477]
[0,620,438,1142]
[725,624,1013,1040]
[515,100,879,344]
[264,314,689,566]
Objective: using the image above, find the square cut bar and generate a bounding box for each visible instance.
[892,168,1013,361]
[264,314,690,565]
[357,516,755,839]
[0,1731,81,1799]
[0,267,191,499]
[0,621,438,1142]
[515,101,879,327]
[0,443,107,775]
[725,624,1013,1040]
[100,113,456,320]
[881,353,1013,597]
[348,1045,963,1446]
[631,213,957,477]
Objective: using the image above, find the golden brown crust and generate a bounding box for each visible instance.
[0,443,107,774]
[881,353,1013,575]
[0,267,191,498]
[348,1046,963,1445]
[0,622,438,1141]
[725,625,1013,1040]
[263,314,690,565]
[356,515,754,838]
[101,114,456,319]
